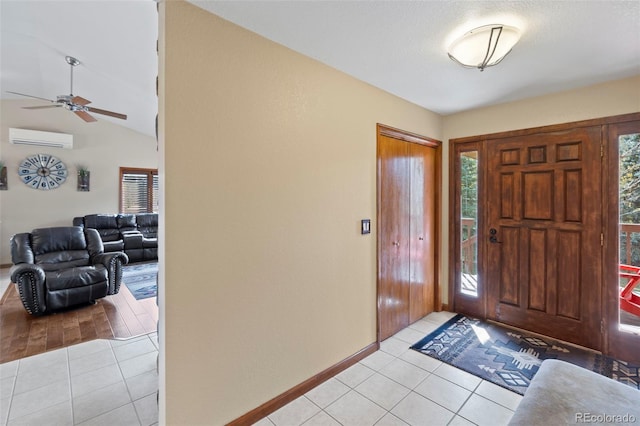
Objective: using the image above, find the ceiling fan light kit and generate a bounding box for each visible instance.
[7,55,127,122]
[448,24,521,71]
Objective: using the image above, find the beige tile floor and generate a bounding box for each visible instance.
[1,311,520,426]
[0,334,159,426]
[255,311,522,426]
[2,262,519,426]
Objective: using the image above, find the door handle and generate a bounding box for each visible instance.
[489,228,502,244]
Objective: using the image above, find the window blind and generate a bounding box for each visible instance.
[120,169,158,213]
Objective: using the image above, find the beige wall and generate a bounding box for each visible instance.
[443,75,640,141]
[0,99,157,264]
[439,75,640,302]
[160,1,441,424]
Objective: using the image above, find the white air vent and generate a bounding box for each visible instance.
[9,128,73,149]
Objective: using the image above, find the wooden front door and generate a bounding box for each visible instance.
[486,127,603,350]
[377,126,439,341]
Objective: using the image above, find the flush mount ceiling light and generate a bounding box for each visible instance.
[448,24,521,71]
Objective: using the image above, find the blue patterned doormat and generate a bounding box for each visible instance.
[411,314,640,395]
[122,262,158,300]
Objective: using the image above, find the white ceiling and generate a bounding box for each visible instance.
[190,0,640,115]
[1,1,639,138]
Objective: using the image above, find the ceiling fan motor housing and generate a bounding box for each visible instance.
[65,56,80,67]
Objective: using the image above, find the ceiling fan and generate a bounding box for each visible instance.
[7,56,127,123]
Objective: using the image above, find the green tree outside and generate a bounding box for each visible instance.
[620,133,640,266]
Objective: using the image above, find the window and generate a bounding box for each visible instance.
[120,168,158,213]
[451,140,483,319]
[459,150,478,297]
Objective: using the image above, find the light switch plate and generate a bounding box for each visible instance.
[361,219,371,234]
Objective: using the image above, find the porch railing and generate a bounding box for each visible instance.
[461,218,477,275]
[621,223,640,266]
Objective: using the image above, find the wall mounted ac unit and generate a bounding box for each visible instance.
[9,128,73,149]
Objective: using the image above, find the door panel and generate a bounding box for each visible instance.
[409,143,436,322]
[498,226,520,305]
[500,173,515,218]
[528,228,547,311]
[486,127,603,350]
[557,230,581,319]
[378,134,410,340]
[522,171,553,219]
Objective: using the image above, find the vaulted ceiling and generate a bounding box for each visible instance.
[1,1,639,138]
[0,1,158,137]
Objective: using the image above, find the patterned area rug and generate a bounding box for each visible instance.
[411,314,640,395]
[121,261,158,300]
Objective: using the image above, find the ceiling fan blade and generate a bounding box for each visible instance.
[74,110,97,123]
[71,96,92,106]
[23,105,63,110]
[87,106,127,120]
[6,90,56,103]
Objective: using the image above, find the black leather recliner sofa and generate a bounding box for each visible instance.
[121,213,158,263]
[72,214,134,253]
[10,226,128,315]
[73,213,158,262]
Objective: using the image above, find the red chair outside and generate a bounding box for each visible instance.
[620,264,640,317]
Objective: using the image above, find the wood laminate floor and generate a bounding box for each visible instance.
[0,282,158,363]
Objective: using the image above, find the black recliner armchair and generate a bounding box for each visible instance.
[10,226,129,315]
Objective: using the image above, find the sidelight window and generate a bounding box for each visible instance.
[460,151,479,297]
[619,132,640,330]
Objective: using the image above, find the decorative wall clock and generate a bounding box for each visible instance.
[18,154,68,190]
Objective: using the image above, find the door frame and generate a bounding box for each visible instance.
[449,140,486,318]
[604,119,640,362]
[449,112,640,357]
[376,123,442,343]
